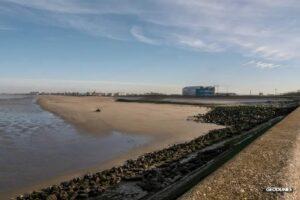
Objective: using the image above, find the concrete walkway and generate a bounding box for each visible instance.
[179,107,300,200]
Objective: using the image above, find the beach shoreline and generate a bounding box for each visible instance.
[3,95,221,199]
[13,101,297,200]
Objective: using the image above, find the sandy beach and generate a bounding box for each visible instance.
[34,95,222,187]
[37,95,221,150]
[1,95,222,199]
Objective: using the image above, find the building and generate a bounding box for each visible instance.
[182,86,215,96]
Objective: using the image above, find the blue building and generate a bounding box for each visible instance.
[182,86,215,96]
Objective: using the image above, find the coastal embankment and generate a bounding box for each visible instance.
[180,107,300,200]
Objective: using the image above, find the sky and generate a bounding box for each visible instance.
[0,0,300,94]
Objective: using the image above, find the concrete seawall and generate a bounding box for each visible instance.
[179,107,300,200]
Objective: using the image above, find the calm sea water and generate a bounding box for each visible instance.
[0,95,149,195]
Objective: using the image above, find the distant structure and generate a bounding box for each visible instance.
[182,86,215,96]
[216,92,237,96]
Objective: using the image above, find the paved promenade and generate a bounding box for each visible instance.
[180,107,300,200]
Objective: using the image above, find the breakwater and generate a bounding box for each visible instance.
[17,104,297,200]
[116,96,293,106]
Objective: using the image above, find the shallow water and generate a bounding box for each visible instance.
[0,95,149,195]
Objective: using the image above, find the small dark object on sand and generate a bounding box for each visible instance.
[95,108,101,112]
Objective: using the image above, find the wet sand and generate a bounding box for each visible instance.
[180,107,300,200]
[37,95,221,149]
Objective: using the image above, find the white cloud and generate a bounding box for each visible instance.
[1,0,140,15]
[174,35,223,52]
[253,46,294,61]
[1,0,300,65]
[130,26,159,45]
[244,60,281,69]
[2,0,98,14]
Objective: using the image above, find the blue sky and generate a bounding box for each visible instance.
[0,0,300,94]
